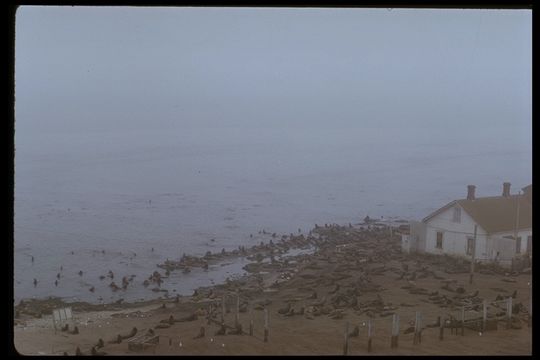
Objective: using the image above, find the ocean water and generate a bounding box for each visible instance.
[13,125,531,304]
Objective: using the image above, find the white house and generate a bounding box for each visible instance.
[403,183,532,268]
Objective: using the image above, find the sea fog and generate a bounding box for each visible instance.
[14,124,531,304]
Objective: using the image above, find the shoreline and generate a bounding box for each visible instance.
[13,223,532,355]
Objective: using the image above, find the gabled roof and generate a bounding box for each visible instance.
[423,191,532,235]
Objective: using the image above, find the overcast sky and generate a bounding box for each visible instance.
[15,7,531,139]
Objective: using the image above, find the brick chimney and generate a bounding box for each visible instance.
[502,182,511,197]
[467,185,476,200]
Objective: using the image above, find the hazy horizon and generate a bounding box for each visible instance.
[14,7,531,304]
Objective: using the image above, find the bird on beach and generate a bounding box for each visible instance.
[33,278,37,287]
[57,273,61,279]
[31,256,34,263]
[60,266,63,271]
[89,286,95,292]
[55,280,58,287]
[78,270,83,276]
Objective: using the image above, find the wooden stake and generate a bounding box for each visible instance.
[235,292,240,328]
[264,308,269,342]
[249,308,254,336]
[222,295,226,324]
[470,225,477,284]
[413,312,420,344]
[507,297,513,329]
[391,314,399,348]
[482,300,487,332]
[343,321,349,355]
[367,319,372,353]
[439,316,444,341]
[461,307,465,336]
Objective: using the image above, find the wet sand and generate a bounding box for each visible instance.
[13,224,532,355]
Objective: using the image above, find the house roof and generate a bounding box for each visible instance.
[422,186,532,234]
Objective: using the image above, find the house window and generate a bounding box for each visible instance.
[516,236,522,254]
[467,237,474,255]
[436,232,443,249]
[453,207,461,223]
[527,236,532,254]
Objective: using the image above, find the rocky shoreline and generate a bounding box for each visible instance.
[14,222,532,355]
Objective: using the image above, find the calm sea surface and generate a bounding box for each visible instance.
[14,126,531,303]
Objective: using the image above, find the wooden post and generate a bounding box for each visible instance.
[235,292,240,328]
[264,308,269,342]
[391,314,399,348]
[249,308,254,336]
[529,282,532,328]
[439,316,444,341]
[507,297,513,329]
[396,314,399,347]
[222,295,226,324]
[413,311,422,345]
[461,307,465,336]
[418,312,422,343]
[470,225,477,284]
[367,319,373,353]
[343,321,349,355]
[414,311,421,344]
[482,300,487,332]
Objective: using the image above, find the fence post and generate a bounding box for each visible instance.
[391,314,399,348]
[221,295,226,325]
[418,312,422,343]
[264,308,269,342]
[506,297,513,329]
[249,308,254,336]
[482,300,487,332]
[413,311,419,345]
[343,321,349,355]
[235,292,240,328]
[439,316,444,341]
[461,307,465,336]
[367,319,373,353]
[529,282,532,328]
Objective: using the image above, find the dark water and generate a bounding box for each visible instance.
[14,126,531,303]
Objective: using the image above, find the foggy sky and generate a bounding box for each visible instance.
[15,7,531,142]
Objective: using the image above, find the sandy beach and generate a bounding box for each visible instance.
[13,224,532,355]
